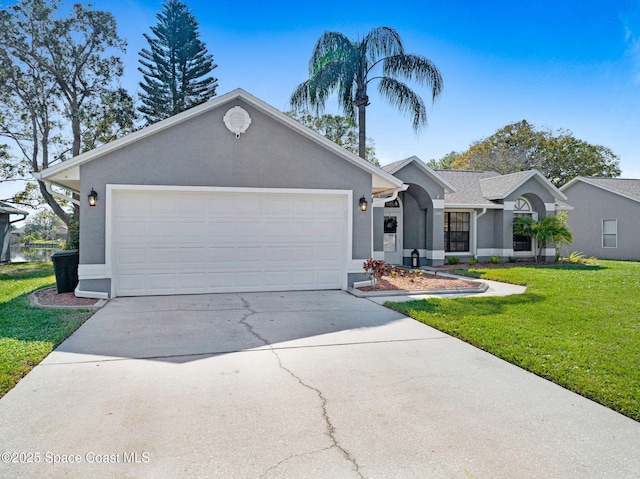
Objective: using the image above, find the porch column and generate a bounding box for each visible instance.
[425,198,445,266]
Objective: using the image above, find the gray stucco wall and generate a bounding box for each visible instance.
[563,181,640,260]
[476,210,497,250]
[79,99,373,292]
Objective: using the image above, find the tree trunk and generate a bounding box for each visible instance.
[37,180,71,225]
[357,102,367,159]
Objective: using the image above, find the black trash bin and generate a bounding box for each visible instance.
[51,250,79,294]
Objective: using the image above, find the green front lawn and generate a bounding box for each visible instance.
[0,262,94,398]
[388,260,640,421]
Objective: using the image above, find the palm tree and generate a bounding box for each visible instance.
[290,27,443,160]
[513,216,573,262]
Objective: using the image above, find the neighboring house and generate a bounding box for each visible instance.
[560,177,640,260]
[377,157,569,266]
[0,202,28,262]
[36,89,404,299]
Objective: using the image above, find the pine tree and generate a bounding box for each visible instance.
[138,0,218,124]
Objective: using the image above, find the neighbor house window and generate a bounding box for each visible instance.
[444,212,470,252]
[602,219,617,248]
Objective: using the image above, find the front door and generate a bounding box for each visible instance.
[383,201,403,265]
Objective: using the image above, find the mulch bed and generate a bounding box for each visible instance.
[358,271,478,292]
[34,287,100,307]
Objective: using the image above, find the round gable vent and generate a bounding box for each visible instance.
[223,106,252,138]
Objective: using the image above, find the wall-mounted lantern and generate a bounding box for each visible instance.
[359,195,368,212]
[411,249,419,268]
[88,188,98,207]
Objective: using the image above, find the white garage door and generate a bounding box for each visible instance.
[111,188,349,296]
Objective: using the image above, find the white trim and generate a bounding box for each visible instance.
[602,218,618,248]
[445,203,503,209]
[542,248,556,256]
[503,201,516,211]
[544,202,556,212]
[477,248,514,257]
[74,287,109,300]
[107,185,353,297]
[78,264,109,280]
[372,251,385,260]
[444,209,473,255]
[432,199,445,209]
[425,250,445,260]
[383,197,403,265]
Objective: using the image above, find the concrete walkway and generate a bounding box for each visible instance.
[0,291,638,478]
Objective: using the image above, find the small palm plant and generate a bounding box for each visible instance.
[513,216,573,262]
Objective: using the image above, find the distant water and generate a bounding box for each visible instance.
[10,244,58,262]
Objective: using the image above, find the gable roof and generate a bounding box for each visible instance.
[382,156,456,193]
[434,169,567,208]
[479,170,567,201]
[560,177,640,204]
[37,88,403,195]
[0,201,29,216]
[436,170,503,208]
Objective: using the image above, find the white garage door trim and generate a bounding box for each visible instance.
[106,185,353,297]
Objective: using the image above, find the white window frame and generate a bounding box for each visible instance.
[444,209,474,256]
[512,198,538,256]
[602,219,618,248]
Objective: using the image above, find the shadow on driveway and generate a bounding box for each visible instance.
[46,290,426,364]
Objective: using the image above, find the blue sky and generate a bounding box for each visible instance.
[4,0,640,207]
[102,0,639,175]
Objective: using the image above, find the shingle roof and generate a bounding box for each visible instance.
[479,170,537,199]
[0,201,29,216]
[381,160,404,173]
[567,177,640,202]
[436,170,502,207]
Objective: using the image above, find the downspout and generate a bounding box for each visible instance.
[372,184,409,207]
[9,213,28,224]
[474,208,487,257]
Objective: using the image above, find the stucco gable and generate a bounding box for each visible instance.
[561,177,640,204]
[37,88,402,195]
[383,156,456,193]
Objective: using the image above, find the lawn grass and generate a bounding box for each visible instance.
[0,262,94,398]
[387,260,640,421]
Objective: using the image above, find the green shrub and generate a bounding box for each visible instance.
[566,251,598,265]
[468,257,478,266]
[447,256,460,265]
[508,256,517,263]
[489,255,502,264]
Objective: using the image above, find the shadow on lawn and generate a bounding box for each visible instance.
[388,292,545,318]
[0,262,55,281]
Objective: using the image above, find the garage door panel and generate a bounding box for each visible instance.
[113,189,347,296]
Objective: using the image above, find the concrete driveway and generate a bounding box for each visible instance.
[1,291,639,478]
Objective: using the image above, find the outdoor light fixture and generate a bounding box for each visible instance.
[359,195,368,212]
[88,188,98,207]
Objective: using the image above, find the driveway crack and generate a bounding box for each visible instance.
[236,294,364,478]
